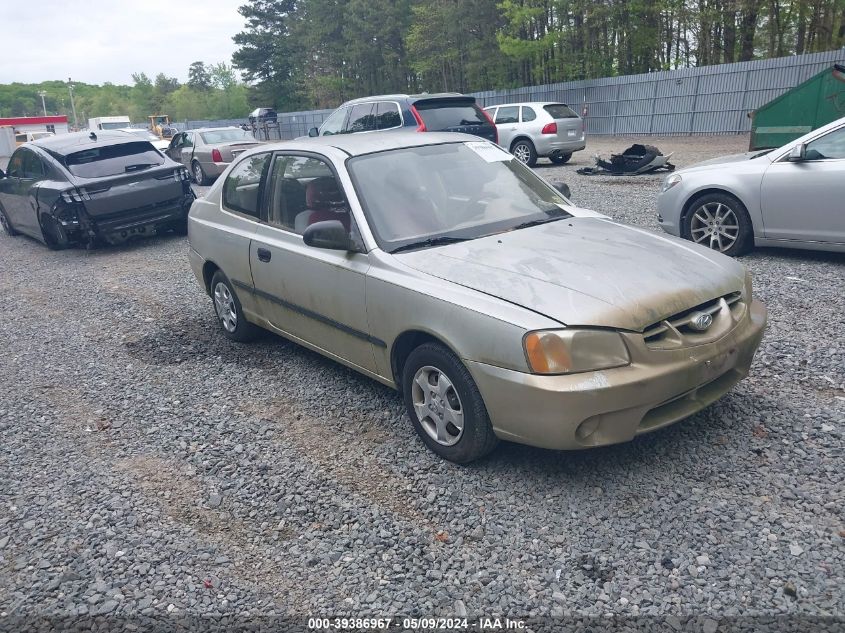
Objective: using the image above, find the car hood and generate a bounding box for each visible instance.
[395,217,746,331]
[683,150,774,171]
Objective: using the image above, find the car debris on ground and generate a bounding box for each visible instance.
[577,143,675,175]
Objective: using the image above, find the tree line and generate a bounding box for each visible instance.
[234,0,845,109]
[0,62,249,122]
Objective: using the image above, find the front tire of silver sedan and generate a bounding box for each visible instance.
[683,192,753,257]
[210,271,259,343]
[402,343,498,463]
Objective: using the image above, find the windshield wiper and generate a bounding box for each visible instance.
[510,209,571,231]
[391,235,471,253]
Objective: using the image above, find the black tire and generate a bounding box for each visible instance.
[209,271,260,342]
[549,152,572,165]
[682,192,753,257]
[192,160,209,186]
[402,342,499,463]
[510,139,537,167]
[39,214,68,250]
[0,203,19,236]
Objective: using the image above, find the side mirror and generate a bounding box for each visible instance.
[553,182,572,199]
[788,143,806,162]
[302,220,351,251]
[308,127,319,138]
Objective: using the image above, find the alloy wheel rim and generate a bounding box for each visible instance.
[213,282,238,332]
[411,365,464,446]
[0,211,9,232]
[690,202,740,252]
[513,144,531,164]
[193,163,203,183]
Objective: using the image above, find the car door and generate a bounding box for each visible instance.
[179,132,195,169]
[760,125,845,244]
[165,134,182,161]
[248,151,376,373]
[494,105,520,149]
[0,148,45,238]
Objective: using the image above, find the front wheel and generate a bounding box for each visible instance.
[402,343,498,463]
[0,204,19,236]
[511,140,537,167]
[683,192,753,257]
[210,271,260,342]
[549,152,572,165]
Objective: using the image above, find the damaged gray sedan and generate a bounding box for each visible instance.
[188,132,766,463]
[0,131,195,248]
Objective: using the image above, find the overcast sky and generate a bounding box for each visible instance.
[0,0,246,85]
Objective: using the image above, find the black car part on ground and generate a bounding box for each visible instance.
[576,144,676,175]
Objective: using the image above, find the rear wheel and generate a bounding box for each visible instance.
[0,204,18,236]
[550,152,572,165]
[210,271,259,342]
[511,139,537,167]
[39,214,68,250]
[402,342,498,463]
[192,161,209,186]
[683,192,753,257]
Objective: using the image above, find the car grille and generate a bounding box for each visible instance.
[641,291,744,349]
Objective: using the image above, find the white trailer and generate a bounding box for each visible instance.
[88,116,131,131]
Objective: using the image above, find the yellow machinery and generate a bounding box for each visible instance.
[148,115,174,139]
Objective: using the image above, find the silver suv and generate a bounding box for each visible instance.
[484,102,586,167]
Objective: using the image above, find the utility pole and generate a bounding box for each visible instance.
[67,78,79,130]
[37,91,48,116]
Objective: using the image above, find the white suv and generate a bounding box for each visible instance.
[484,102,586,167]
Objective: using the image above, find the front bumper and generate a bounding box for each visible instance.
[467,299,766,450]
[656,185,685,236]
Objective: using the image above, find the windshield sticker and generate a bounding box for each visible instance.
[465,141,512,163]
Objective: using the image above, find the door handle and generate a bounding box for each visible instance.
[257,247,271,262]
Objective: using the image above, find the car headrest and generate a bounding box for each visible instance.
[305,176,346,211]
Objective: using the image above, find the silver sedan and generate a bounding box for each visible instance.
[657,116,845,255]
[165,127,263,185]
[187,132,766,463]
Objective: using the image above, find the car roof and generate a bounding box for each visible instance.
[259,131,486,157]
[483,102,572,108]
[189,126,245,133]
[341,93,470,106]
[32,130,149,153]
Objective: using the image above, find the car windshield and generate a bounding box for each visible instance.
[61,141,164,178]
[347,141,571,252]
[200,129,256,144]
[543,104,579,119]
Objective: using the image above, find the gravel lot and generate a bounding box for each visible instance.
[1,135,843,630]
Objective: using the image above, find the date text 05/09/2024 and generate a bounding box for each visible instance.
[307,617,527,630]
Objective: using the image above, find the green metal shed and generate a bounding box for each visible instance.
[749,63,845,150]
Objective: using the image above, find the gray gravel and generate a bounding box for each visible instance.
[0,135,843,629]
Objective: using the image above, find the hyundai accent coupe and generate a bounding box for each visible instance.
[187,132,766,463]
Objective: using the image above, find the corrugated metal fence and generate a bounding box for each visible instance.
[181,50,844,139]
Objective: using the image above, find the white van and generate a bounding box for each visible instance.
[88,116,131,131]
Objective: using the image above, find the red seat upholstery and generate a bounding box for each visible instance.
[301,177,350,231]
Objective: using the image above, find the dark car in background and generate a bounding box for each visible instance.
[0,131,195,249]
[248,108,278,125]
[307,93,497,143]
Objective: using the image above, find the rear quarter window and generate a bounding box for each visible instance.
[63,142,164,178]
[543,104,579,119]
[414,101,488,130]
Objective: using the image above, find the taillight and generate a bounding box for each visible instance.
[60,188,90,203]
[173,168,190,182]
[410,106,426,132]
[480,107,498,144]
[211,149,223,162]
[541,122,557,135]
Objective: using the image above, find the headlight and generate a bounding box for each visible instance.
[523,329,631,375]
[661,173,682,192]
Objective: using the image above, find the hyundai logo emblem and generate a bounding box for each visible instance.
[688,311,713,331]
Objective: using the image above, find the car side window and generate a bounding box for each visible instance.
[375,102,401,130]
[804,127,845,161]
[495,106,519,124]
[521,106,537,122]
[222,152,271,219]
[183,132,194,147]
[346,103,376,133]
[20,149,45,179]
[320,107,348,136]
[267,154,351,236]
[6,151,24,177]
